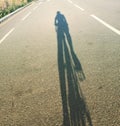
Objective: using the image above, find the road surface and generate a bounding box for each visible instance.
[0,0,120,125]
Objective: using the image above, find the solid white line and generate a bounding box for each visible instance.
[33,6,38,10]
[0,28,15,44]
[91,14,120,35]
[22,12,31,21]
[74,4,84,11]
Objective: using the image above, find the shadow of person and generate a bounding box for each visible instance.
[55,11,85,81]
[55,11,93,126]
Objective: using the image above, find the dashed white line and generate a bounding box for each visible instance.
[22,12,31,21]
[91,14,120,35]
[39,2,42,5]
[33,6,38,10]
[74,4,84,11]
[0,28,15,44]
[67,0,119,35]
[67,0,84,11]
[67,0,73,4]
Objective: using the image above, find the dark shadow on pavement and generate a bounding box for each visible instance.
[54,11,93,126]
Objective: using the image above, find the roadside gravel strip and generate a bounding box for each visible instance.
[0,2,32,23]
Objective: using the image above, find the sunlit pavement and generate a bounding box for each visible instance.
[0,0,120,125]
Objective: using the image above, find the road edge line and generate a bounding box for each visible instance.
[0,2,33,24]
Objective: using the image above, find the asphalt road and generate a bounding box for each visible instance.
[0,0,120,126]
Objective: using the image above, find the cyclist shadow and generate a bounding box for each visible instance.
[55,11,93,126]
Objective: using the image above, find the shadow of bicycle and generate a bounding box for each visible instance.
[55,11,93,126]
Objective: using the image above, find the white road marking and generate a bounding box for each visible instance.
[0,28,15,44]
[67,0,73,4]
[91,14,120,35]
[39,2,42,5]
[22,12,31,21]
[33,6,38,10]
[74,4,84,11]
[67,0,84,11]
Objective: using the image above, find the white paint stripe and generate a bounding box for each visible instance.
[33,6,38,10]
[67,0,73,4]
[74,4,84,11]
[0,28,15,44]
[22,12,31,21]
[91,14,120,35]
[39,2,42,5]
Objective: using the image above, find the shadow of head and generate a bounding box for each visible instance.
[54,11,69,33]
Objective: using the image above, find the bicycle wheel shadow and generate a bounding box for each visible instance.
[55,11,93,126]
